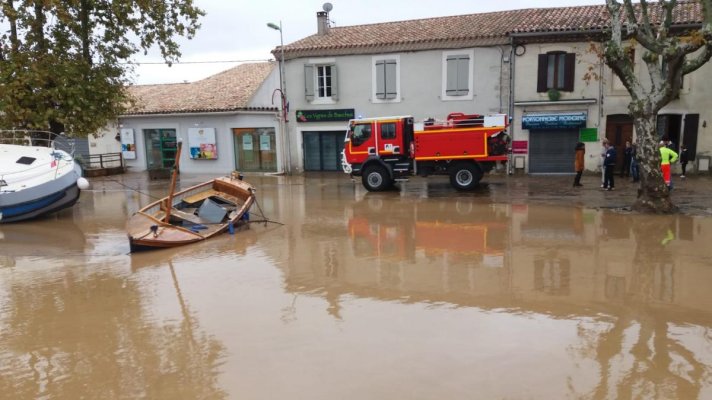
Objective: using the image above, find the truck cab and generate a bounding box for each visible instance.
[342,116,414,191]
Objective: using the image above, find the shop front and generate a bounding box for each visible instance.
[295,108,354,172]
[522,112,588,174]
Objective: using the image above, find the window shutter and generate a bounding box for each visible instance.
[563,53,575,91]
[304,64,315,101]
[537,54,548,92]
[385,60,397,99]
[446,56,458,95]
[331,65,338,101]
[457,56,469,95]
[446,55,470,96]
[683,114,699,160]
[375,60,386,99]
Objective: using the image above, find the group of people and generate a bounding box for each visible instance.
[573,138,689,190]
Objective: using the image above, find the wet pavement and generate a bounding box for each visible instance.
[2,171,712,399]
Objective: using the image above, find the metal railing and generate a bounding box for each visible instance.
[0,130,77,156]
[82,152,124,170]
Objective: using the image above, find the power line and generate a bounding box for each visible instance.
[123,59,273,65]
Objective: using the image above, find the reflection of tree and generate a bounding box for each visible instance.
[0,265,226,399]
[589,217,710,399]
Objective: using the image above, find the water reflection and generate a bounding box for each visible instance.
[277,194,712,398]
[3,174,712,399]
[0,233,227,399]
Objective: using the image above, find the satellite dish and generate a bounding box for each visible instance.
[323,2,333,12]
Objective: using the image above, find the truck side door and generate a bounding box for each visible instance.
[377,120,403,157]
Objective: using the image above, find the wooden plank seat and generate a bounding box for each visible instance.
[182,189,219,205]
[169,208,209,225]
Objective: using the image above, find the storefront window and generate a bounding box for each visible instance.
[233,128,277,172]
[143,129,177,169]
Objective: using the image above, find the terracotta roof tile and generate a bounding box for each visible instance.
[279,2,704,58]
[125,62,276,115]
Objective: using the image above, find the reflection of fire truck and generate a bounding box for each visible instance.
[347,199,508,264]
[341,112,509,191]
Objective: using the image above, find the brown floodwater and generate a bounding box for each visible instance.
[2,173,712,399]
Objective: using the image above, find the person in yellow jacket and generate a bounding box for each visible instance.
[659,141,678,188]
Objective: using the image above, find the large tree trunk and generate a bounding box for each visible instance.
[631,116,676,213]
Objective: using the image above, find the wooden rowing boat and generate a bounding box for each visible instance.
[126,174,255,252]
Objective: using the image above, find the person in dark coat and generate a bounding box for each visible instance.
[603,142,617,190]
[622,141,633,177]
[680,144,689,178]
[573,142,585,187]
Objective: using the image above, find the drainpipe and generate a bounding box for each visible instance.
[508,35,516,175]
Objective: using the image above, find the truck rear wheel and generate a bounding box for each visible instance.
[449,162,482,191]
[362,165,392,192]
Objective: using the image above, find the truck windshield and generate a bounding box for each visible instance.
[351,124,372,145]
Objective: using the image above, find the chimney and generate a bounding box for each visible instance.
[317,11,329,35]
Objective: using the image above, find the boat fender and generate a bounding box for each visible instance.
[242,211,250,222]
[77,177,90,190]
[228,221,235,235]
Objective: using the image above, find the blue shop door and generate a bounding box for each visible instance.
[303,131,344,171]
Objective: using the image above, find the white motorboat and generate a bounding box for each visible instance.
[0,131,89,223]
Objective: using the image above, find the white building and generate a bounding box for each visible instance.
[90,62,285,175]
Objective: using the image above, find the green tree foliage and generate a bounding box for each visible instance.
[0,0,204,137]
[603,0,712,213]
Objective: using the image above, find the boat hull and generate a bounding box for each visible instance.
[0,183,80,223]
[0,143,84,223]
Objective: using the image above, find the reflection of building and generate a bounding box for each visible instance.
[271,193,712,317]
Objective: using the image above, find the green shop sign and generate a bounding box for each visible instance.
[296,109,355,122]
[522,112,587,130]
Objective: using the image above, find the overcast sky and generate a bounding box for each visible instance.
[131,0,604,85]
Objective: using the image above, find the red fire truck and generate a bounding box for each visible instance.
[341,112,510,191]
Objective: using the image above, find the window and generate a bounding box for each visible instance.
[381,123,396,139]
[352,124,372,143]
[232,128,277,172]
[537,52,575,92]
[373,55,400,102]
[305,62,338,102]
[442,50,474,100]
[317,65,332,98]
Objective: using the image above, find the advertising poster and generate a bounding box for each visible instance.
[243,135,253,151]
[120,128,136,160]
[259,134,271,151]
[188,128,218,159]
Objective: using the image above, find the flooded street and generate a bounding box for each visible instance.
[2,172,712,399]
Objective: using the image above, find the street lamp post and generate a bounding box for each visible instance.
[268,21,291,174]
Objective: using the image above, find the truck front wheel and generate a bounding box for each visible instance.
[449,162,483,191]
[362,165,392,192]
